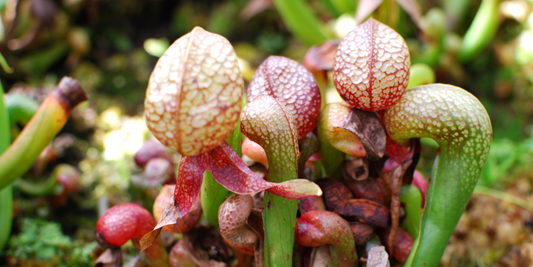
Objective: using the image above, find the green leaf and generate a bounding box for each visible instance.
[0,79,12,252]
[271,0,331,46]
[241,95,300,267]
[385,84,492,267]
[200,120,241,227]
[400,185,422,238]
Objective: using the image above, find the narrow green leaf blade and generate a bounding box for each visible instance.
[271,0,331,46]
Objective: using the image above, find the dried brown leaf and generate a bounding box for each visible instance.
[350,222,374,246]
[343,175,391,205]
[387,159,410,256]
[343,157,369,181]
[343,109,386,161]
[384,140,419,256]
[140,195,181,251]
[315,178,354,211]
[140,228,163,252]
[334,199,390,228]
[310,246,333,267]
[320,103,367,157]
[94,248,121,267]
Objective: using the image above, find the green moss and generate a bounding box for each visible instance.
[5,218,97,266]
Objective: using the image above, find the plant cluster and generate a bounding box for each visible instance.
[91,16,493,267]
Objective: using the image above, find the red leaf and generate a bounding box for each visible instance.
[174,155,207,215]
[141,142,322,251]
[383,135,410,172]
[206,142,322,198]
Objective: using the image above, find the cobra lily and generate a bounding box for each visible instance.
[140,27,321,250]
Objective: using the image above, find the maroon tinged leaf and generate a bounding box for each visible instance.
[350,222,374,246]
[247,56,321,139]
[382,135,410,172]
[173,142,322,216]
[140,141,322,251]
[343,176,391,205]
[174,155,207,215]
[333,18,410,112]
[296,211,358,267]
[411,170,427,207]
[298,132,320,177]
[207,142,321,199]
